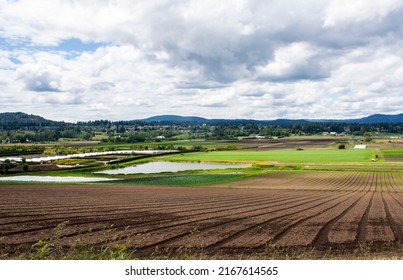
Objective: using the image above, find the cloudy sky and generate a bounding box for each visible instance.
[1,0,403,121]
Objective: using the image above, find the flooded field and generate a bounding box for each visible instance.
[0,150,177,163]
[0,176,116,183]
[96,161,251,175]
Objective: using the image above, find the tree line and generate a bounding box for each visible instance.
[1,118,402,143]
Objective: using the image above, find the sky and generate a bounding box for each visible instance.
[0,0,403,122]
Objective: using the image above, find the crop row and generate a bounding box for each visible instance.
[1,173,403,257]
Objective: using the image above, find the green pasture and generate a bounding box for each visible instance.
[381,148,403,155]
[164,148,376,163]
[112,174,245,186]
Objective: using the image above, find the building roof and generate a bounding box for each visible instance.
[353,144,367,149]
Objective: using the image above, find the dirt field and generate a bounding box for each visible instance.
[1,171,403,259]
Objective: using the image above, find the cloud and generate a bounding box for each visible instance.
[0,51,17,69]
[89,102,109,111]
[19,68,62,92]
[323,0,403,27]
[240,91,266,97]
[33,92,83,105]
[255,42,328,81]
[90,82,115,91]
[0,1,402,121]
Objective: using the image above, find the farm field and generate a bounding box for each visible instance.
[232,136,349,150]
[164,149,376,163]
[1,171,403,259]
[382,149,403,162]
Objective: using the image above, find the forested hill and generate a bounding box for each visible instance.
[142,114,403,124]
[142,115,209,123]
[1,112,402,143]
[142,115,310,125]
[0,112,61,130]
[1,112,403,129]
[352,114,403,124]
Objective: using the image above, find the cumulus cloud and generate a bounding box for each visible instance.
[0,0,402,121]
[19,68,62,92]
[255,42,328,81]
[33,92,83,105]
[323,0,403,27]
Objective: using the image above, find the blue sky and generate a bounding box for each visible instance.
[0,0,403,121]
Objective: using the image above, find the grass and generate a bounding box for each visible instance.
[164,149,376,163]
[112,174,246,186]
[3,239,402,260]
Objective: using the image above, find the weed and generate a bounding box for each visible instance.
[30,240,52,260]
[107,244,129,260]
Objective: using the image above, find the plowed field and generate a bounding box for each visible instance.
[1,171,403,259]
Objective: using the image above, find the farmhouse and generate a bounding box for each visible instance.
[353,144,367,149]
[322,132,338,136]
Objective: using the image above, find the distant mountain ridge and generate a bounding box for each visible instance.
[142,115,208,123]
[142,115,309,124]
[1,112,403,127]
[351,113,403,124]
[142,113,403,124]
[306,113,403,124]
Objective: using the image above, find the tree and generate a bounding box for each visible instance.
[21,158,29,172]
[363,132,372,142]
[2,159,10,174]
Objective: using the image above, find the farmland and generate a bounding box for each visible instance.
[382,149,403,162]
[164,149,375,163]
[1,171,403,259]
[1,135,403,259]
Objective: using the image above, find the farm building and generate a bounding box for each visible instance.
[353,145,367,149]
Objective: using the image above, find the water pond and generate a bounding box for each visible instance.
[0,176,117,183]
[0,150,176,163]
[96,161,251,175]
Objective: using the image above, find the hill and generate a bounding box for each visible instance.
[142,114,403,124]
[142,115,209,123]
[1,112,403,128]
[307,113,403,124]
[141,115,309,124]
[353,113,403,124]
[0,112,60,130]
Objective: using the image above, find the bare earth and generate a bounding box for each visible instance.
[231,136,349,150]
[1,171,403,259]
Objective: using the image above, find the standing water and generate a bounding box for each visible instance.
[96,161,251,175]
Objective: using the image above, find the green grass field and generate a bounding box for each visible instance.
[164,148,375,163]
[112,174,245,186]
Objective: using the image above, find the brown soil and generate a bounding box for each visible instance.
[1,171,403,259]
[9,164,63,172]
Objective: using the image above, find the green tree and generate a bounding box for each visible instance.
[2,159,10,174]
[21,158,29,172]
[363,132,372,142]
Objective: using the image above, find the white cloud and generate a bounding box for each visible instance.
[255,42,320,80]
[323,0,403,27]
[0,1,402,121]
[89,102,109,111]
